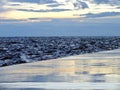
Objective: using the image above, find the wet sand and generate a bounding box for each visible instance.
[0,49,120,90]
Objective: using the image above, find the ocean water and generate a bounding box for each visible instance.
[0,49,120,90]
[0,36,120,67]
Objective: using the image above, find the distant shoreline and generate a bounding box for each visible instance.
[0,36,120,38]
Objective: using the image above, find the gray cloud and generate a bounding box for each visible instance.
[117,6,120,9]
[39,0,57,4]
[92,0,109,4]
[9,3,21,6]
[10,0,40,3]
[73,0,89,9]
[17,9,71,12]
[91,0,120,6]
[47,3,64,7]
[0,18,50,23]
[28,18,49,20]
[0,19,26,23]
[10,0,57,4]
[80,12,120,18]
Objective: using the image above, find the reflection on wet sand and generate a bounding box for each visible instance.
[0,49,120,89]
[1,60,120,83]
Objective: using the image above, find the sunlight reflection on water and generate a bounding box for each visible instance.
[0,49,120,90]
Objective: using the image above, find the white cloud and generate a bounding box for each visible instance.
[0,0,120,23]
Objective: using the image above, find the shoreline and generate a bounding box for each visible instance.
[0,37,120,67]
[0,48,120,86]
[1,48,120,68]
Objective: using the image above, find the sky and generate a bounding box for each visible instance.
[0,0,120,36]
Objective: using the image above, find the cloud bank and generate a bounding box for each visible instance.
[0,0,120,23]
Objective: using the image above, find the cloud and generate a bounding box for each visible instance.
[0,18,51,24]
[92,0,110,4]
[73,0,89,9]
[47,3,64,7]
[17,9,71,12]
[90,0,120,6]
[10,0,57,4]
[10,0,40,3]
[39,0,57,4]
[0,0,120,24]
[0,19,25,24]
[80,12,120,18]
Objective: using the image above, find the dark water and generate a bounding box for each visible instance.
[0,36,120,67]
